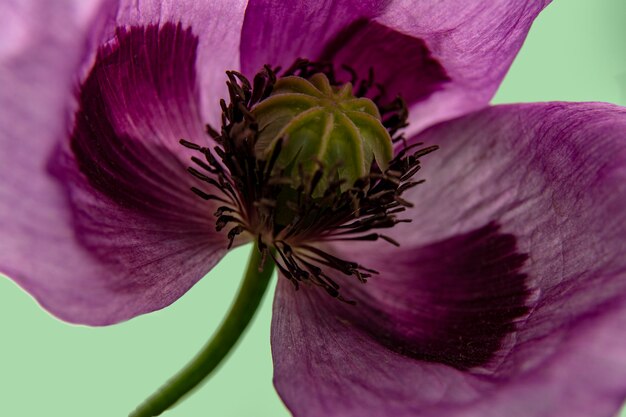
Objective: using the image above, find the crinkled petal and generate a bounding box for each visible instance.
[0,3,240,324]
[271,102,626,417]
[240,0,550,133]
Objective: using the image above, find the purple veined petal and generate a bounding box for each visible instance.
[271,102,626,417]
[272,224,532,417]
[0,2,237,324]
[0,0,116,323]
[115,0,247,128]
[240,0,550,134]
[240,0,388,75]
[377,0,552,134]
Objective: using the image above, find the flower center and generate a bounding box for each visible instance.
[252,72,392,195]
[181,59,437,301]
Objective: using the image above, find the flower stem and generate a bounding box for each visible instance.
[130,243,275,417]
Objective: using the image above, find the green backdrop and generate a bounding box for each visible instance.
[1,1,625,416]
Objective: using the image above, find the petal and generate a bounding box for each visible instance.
[376,0,551,133]
[271,283,474,417]
[240,0,549,133]
[336,223,532,370]
[272,102,626,416]
[115,0,247,127]
[396,102,626,250]
[240,0,386,75]
[0,10,230,324]
[0,1,113,322]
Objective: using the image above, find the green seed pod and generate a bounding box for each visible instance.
[252,73,393,193]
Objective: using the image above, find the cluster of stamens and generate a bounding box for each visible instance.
[180,59,437,302]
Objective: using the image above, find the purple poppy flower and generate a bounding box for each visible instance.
[1,1,626,417]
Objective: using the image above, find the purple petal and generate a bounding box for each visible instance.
[0,10,230,324]
[272,225,532,417]
[115,0,248,127]
[240,0,386,75]
[318,19,450,124]
[240,1,549,133]
[272,102,626,416]
[333,223,532,370]
[376,1,551,133]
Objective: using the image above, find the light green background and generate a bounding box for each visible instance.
[1,1,625,416]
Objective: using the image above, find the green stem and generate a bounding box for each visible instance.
[130,244,275,417]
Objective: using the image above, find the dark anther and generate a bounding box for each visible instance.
[205,124,220,139]
[179,139,202,150]
[190,187,218,201]
[179,58,436,303]
[227,226,245,249]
